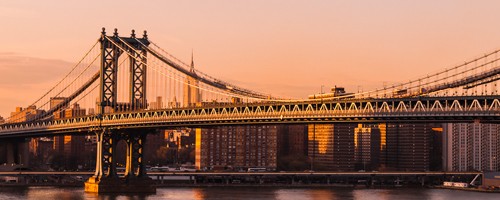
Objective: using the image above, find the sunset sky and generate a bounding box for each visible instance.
[2,1,500,118]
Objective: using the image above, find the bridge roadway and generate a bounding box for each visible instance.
[2,95,500,138]
[0,171,480,176]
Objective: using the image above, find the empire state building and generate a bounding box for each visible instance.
[183,53,201,107]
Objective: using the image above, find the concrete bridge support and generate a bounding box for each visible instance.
[85,130,155,193]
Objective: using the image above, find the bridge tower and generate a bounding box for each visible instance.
[98,28,149,113]
[85,28,155,193]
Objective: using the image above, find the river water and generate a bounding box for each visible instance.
[0,187,498,200]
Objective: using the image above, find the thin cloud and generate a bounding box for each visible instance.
[0,54,71,86]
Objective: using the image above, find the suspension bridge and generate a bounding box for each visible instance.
[1,28,500,193]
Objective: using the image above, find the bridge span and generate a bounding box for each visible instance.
[2,95,500,138]
[1,28,500,193]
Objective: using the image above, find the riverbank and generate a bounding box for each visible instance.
[2,182,499,194]
[433,186,500,193]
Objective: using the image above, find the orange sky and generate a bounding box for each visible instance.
[2,1,500,117]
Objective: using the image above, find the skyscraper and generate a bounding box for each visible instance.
[183,53,201,107]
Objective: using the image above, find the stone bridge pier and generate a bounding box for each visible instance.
[84,129,155,193]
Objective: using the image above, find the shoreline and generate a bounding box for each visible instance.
[1,182,499,193]
[432,186,500,193]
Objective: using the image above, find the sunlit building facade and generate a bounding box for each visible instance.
[8,106,45,123]
[308,123,356,171]
[308,124,334,169]
[354,124,381,171]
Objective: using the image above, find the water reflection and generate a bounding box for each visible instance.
[353,188,431,200]
[192,188,205,200]
[27,187,85,200]
[187,187,277,200]
[1,186,500,200]
[83,192,151,200]
[275,188,354,200]
[0,186,28,199]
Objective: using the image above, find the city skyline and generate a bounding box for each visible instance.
[2,1,500,117]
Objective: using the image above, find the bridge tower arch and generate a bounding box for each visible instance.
[86,28,155,193]
[98,28,150,114]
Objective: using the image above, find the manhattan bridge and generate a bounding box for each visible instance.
[1,28,500,192]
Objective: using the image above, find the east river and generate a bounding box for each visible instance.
[0,187,498,200]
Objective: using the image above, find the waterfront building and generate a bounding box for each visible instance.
[332,124,356,171]
[195,125,279,171]
[29,137,53,158]
[28,137,53,169]
[430,127,443,171]
[308,124,334,170]
[278,125,308,156]
[443,123,500,171]
[378,123,387,168]
[52,103,87,169]
[7,106,46,167]
[354,124,381,171]
[277,125,308,170]
[308,123,356,171]
[382,123,434,171]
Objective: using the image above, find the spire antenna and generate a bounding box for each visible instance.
[191,49,194,69]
